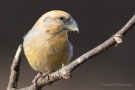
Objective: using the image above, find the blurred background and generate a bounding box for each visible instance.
[0,0,135,90]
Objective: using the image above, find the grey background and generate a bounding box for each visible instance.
[0,0,135,90]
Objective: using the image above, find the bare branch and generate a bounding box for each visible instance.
[8,15,135,90]
[7,45,22,90]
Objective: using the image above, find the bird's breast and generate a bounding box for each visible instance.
[23,33,72,73]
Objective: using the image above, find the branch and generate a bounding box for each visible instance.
[7,15,135,90]
[7,45,22,90]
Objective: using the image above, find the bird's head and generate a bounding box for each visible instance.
[33,10,79,39]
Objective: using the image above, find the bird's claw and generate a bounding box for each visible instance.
[32,72,42,86]
[32,71,52,86]
[41,71,53,86]
[41,71,51,78]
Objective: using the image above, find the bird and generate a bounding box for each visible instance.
[23,10,79,85]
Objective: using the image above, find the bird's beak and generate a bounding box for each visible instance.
[66,19,79,33]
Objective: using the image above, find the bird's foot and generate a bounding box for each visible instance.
[41,71,53,86]
[41,71,51,78]
[32,72,42,86]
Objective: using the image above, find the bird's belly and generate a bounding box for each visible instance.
[23,39,72,73]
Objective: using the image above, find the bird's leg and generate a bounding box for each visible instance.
[41,71,53,86]
[41,71,51,78]
[32,72,42,86]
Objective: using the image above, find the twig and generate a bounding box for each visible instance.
[7,15,135,90]
[7,45,22,90]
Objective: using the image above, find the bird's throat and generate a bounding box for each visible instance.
[48,30,68,40]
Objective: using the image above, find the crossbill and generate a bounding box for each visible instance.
[23,10,79,84]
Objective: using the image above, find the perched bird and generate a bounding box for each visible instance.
[23,10,79,85]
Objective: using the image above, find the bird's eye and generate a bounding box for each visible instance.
[59,16,65,21]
